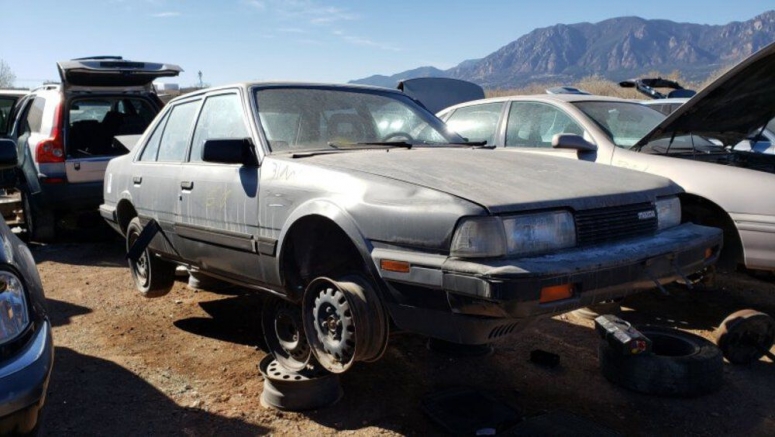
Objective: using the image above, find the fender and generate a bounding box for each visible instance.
[269,198,381,293]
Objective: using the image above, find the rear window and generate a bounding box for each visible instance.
[68,97,157,157]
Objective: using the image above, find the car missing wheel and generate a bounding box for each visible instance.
[101,82,722,375]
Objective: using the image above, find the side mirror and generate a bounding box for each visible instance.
[202,138,258,166]
[552,133,597,152]
[0,139,19,170]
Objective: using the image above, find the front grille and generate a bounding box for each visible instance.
[575,202,657,245]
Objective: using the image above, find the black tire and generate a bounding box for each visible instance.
[21,191,55,242]
[714,309,775,365]
[599,326,723,397]
[126,217,175,298]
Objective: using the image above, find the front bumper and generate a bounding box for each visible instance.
[374,223,722,344]
[0,320,54,435]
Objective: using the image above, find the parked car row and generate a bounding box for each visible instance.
[2,41,775,430]
[438,40,775,275]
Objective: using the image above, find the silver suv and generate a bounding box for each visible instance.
[6,57,181,240]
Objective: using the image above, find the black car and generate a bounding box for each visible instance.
[0,139,54,435]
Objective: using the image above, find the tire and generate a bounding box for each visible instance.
[126,217,175,298]
[599,326,723,397]
[21,191,55,242]
[714,309,775,365]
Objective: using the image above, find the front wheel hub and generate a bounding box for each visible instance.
[303,275,388,373]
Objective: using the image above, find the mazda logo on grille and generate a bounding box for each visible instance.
[638,210,656,220]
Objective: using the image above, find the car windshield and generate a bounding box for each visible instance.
[254,87,462,153]
[573,100,721,153]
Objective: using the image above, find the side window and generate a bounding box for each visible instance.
[505,102,585,148]
[156,101,200,162]
[25,96,46,134]
[0,97,16,135]
[444,103,503,145]
[138,112,170,162]
[190,94,248,162]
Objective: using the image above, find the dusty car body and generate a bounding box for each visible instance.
[0,139,54,435]
[101,82,721,374]
[438,41,775,273]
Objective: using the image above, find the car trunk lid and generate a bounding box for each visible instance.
[57,57,182,92]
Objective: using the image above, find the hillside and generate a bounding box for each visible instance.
[350,11,775,89]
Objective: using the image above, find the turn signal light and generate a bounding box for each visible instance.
[540,284,574,303]
[380,259,410,273]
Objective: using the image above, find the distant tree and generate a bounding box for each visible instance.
[0,60,16,88]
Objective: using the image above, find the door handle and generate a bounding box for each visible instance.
[132,176,142,185]
[180,181,194,190]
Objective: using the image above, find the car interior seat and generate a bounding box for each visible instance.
[327,113,369,143]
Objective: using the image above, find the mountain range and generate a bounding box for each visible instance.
[350,11,775,89]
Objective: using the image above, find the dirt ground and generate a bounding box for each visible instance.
[28,228,775,437]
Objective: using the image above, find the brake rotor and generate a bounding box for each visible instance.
[714,309,775,365]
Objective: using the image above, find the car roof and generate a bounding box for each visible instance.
[0,89,29,97]
[166,81,406,103]
[440,93,632,112]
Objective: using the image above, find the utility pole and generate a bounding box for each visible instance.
[198,71,203,88]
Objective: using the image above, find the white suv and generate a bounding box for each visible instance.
[7,57,181,240]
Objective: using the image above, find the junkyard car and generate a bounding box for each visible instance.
[4,57,181,241]
[438,41,775,274]
[0,90,28,138]
[0,139,54,435]
[101,82,721,374]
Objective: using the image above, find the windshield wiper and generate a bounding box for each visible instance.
[327,141,414,149]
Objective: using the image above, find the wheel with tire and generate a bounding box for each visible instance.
[126,217,175,297]
[714,309,775,365]
[21,191,55,242]
[302,275,388,374]
[261,296,315,372]
[599,326,723,397]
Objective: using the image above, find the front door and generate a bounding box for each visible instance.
[175,91,263,283]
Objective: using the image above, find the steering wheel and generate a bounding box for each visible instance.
[381,131,414,142]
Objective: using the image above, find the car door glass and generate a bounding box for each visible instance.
[444,103,503,145]
[138,112,170,162]
[0,97,16,135]
[506,102,585,148]
[156,100,200,162]
[190,93,248,162]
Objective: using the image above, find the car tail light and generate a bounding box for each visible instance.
[35,103,65,163]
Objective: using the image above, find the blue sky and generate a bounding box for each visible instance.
[1,0,773,89]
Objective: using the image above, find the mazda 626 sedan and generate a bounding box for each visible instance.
[100,82,721,374]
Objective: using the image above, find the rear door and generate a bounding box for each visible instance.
[131,97,201,256]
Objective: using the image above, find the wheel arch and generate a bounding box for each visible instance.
[275,200,380,302]
[115,197,138,236]
[679,192,742,270]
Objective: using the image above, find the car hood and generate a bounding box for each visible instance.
[298,148,678,214]
[636,41,775,148]
[398,78,485,114]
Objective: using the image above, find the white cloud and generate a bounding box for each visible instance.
[151,11,180,18]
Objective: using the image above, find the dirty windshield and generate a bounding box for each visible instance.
[573,100,722,153]
[254,87,461,153]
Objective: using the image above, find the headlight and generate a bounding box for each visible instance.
[656,196,681,230]
[0,270,29,345]
[451,211,576,258]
